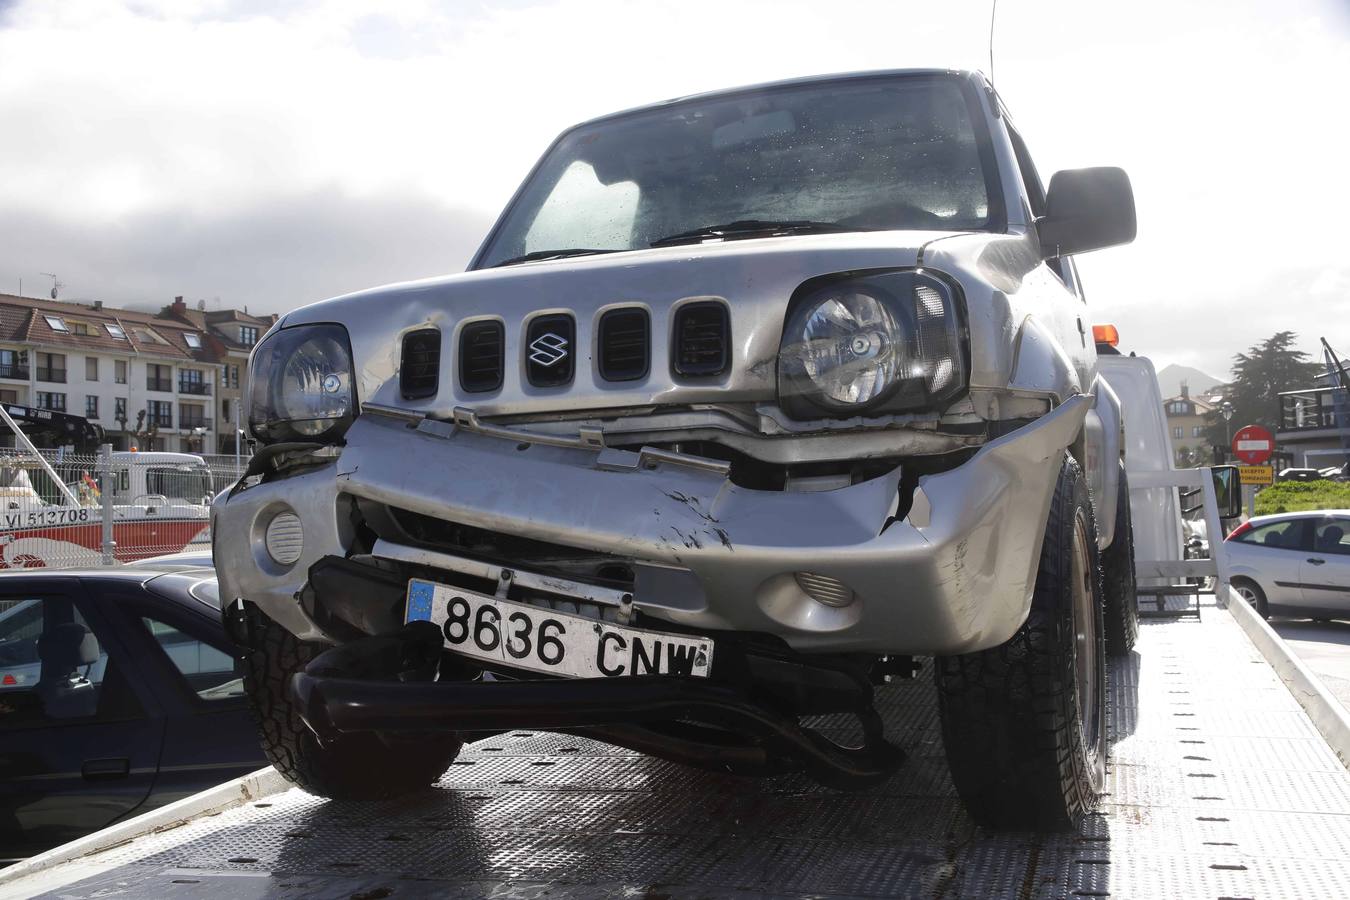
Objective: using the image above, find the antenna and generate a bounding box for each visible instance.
[988,0,999,85]
[40,272,63,300]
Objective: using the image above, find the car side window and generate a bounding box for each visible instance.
[1312,518,1350,556]
[0,595,141,727]
[139,616,243,702]
[1235,519,1310,550]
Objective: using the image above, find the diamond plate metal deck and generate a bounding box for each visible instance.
[6,600,1350,899]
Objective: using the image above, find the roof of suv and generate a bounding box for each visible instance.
[574,68,980,130]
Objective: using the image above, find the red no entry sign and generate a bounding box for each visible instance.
[1232,424,1275,466]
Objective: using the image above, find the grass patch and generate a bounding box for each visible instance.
[1254,480,1350,515]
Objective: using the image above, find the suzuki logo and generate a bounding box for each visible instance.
[528,332,569,367]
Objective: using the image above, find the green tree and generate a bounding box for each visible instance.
[1205,331,1321,456]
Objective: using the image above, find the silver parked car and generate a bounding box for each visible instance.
[215,69,1141,830]
[1225,510,1350,620]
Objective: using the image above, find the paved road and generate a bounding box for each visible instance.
[1271,617,1350,712]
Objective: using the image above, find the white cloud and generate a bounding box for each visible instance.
[0,0,1346,375]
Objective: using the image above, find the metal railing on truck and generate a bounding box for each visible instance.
[1129,465,1234,618]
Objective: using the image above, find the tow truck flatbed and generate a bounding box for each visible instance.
[4,595,1348,899]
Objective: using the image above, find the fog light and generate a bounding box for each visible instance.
[264,510,304,566]
[794,572,854,607]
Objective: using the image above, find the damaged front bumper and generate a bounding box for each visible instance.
[213,394,1090,656]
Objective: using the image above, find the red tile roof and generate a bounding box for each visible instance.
[0,294,222,364]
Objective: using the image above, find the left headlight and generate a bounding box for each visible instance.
[777,271,966,419]
[248,324,356,445]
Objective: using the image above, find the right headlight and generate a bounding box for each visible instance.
[777,271,966,419]
[248,323,357,445]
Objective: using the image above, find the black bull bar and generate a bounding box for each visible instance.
[288,622,905,790]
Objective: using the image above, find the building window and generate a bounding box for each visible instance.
[0,349,28,380]
[1172,426,1183,439]
[0,389,16,404]
[1192,425,1204,438]
[86,357,99,381]
[105,323,127,340]
[230,364,240,388]
[240,326,259,346]
[70,321,92,336]
[147,399,173,428]
[86,395,99,418]
[115,397,127,424]
[35,392,66,412]
[184,332,202,349]
[115,360,127,384]
[179,368,208,395]
[147,363,173,392]
[43,315,68,333]
[36,352,66,383]
[222,399,231,422]
[180,403,207,430]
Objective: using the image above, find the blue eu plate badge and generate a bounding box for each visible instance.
[405,580,435,623]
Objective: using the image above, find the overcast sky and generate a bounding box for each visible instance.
[1,0,1346,378]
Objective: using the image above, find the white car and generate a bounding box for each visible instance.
[1224,510,1350,620]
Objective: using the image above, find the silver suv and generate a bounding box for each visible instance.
[217,69,1140,830]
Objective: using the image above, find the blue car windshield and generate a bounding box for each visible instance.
[476,74,998,267]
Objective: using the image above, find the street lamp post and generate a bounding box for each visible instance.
[1221,401,1234,451]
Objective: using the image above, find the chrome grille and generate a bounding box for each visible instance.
[672,301,729,377]
[598,308,650,382]
[459,321,505,393]
[399,328,440,399]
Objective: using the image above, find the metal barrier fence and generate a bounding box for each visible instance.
[0,444,248,570]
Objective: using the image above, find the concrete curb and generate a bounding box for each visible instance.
[1223,588,1350,768]
[0,766,286,890]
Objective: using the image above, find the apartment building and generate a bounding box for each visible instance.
[156,298,277,453]
[1162,383,1218,466]
[0,293,226,452]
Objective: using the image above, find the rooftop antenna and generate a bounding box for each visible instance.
[988,0,999,85]
[40,272,63,300]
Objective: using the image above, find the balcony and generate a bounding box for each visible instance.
[1280,387,1345,432]
[179,415,208,430]
[146,378,173,393]
[0,364,28,380]
[179,380,211,395]
[148,415,174,429]
[36,367,67,383]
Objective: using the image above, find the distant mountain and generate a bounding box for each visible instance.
[1156,364,1225,400]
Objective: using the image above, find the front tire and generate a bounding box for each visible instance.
[935,454,1107,831]
[1102,462,1139,656]
[237,605,462,800]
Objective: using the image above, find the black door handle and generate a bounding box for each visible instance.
[1306,558,1326,566]
[82,757,130,780]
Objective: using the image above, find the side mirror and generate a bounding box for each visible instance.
[1210,465,1242,519]
[1037,167,1137,258]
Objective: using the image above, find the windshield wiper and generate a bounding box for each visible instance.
[491,248,620,267]
[650,219,858,248]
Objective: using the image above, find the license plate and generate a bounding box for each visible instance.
[405,579,714,679]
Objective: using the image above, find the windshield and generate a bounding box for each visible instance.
[476,74,998,268]
[146,465,212,500]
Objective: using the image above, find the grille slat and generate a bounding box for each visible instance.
[672,302,729,377]
[459,321,505,393]
[399,328,441,399]
[598,308,650,382]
